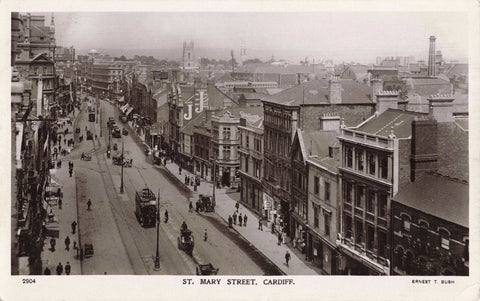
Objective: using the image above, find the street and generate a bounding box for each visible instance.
[63,94,269,275]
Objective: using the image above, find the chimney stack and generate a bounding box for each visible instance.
[410,115,438,181]
[376,90,399,114]
[328,76,342,104]
[428,36,436,77]
[427,94,454,123]
[320,112,341,131]
[371,75,383,102]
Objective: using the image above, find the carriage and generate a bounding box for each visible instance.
[177,227,194,256]
[196,194,215,212]
[196,263,219,275]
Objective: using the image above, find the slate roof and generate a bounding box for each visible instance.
[262,79,373,106]
[214,106,264,120]
[181,112,205,136]
[207,84,234,108]
[444,63,468,78]
[437,122,469,182]
[357,109,427,138]
[394,173,468,228]
[302,130,339,159]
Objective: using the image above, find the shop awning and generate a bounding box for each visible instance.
[125,107,134,116]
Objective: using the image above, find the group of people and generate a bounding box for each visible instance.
[227,202,248,228]
[184,174,200,188]
[44,261,72,275]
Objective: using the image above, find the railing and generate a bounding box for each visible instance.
[340,129,394,150]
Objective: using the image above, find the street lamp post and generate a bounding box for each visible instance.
[154,188,161,270]
[120,140,124,194]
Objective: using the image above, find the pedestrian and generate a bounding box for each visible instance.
[228,215,233,228]
[179,167,182,175]
[184,175,188,185]
[44,266,51,275]
[164,210,169,223]
[56,262,63,275]
[278,232,282,245]
[204,229,208,241]
[65,236,71,251]
[258,217,263,231]
[50,237,56,251]
[243,215,248,227]
[65,262,71,275]
[271,222,276,234]
[71,221,77,234]
[58,197,62,210]
[87,199,92,210]
[69,168,73,177]
[232,212,237,225]
[285,251,291,267]
[64,138,66,145]
[189,201,193,212]
[235,201,239,212]
[73,241,77,250]
[238,213,243,227]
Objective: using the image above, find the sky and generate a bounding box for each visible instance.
[41,12,469,64]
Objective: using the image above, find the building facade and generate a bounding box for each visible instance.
[238,115,264,215]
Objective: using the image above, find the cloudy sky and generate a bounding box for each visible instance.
[40,12,468,63]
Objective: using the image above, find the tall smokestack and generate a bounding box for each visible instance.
[428,36,436,77]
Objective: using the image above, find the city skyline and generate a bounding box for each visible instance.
[40,12,469,64]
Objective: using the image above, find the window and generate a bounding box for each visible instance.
[222,127,231,140]
[379,155,388,179]
[366,190,375,213]
[378,230,387,258]
[346,146,353,168]
[355,219,363,244]
[378,193,387,218]
[314,176,320,195]
[355,185,364,208]
[324,181,331,202]
[244,156,249,173]
[222,146,231,161]
[367,152,376,175]
[324,213,331,236]
[345,214,353,239]
[344,181,352,204]
[313,205,319,228]
[439,229,450,250]
[402,215,411,232]
[246,135,249,148]
[366,224,375,250]
[356,149,364,171]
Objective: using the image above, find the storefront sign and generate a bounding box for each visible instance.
[263,193,273,210]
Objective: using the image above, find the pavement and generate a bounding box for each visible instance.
[40,111,81,275]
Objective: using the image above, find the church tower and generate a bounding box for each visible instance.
[182,40,196,70]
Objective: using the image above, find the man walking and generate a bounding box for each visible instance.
[285,251,291,267]
[87,199,92,210]
[238,213,243,228]
[258,217,263,231]
[65,262,71,275]
[56,262,63,275]
[204,229,208,242]
[71,221,77,234]
[232,212,237,225]
[278,232,282,246]
[243,215,248,227]
[65,236,71,251]
[228,215,233,228]
[50,237,56,252]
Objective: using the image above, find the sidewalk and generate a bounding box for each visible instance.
[161,161,319,275]
[41,111,81,276]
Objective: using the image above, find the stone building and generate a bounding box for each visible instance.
[238,112,264,215]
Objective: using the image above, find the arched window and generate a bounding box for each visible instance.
[438,228,450,250]
[400,213,411,232]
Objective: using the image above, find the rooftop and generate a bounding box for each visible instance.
[356,109,428,138]
[262,79,373,106]
[394,173,468,228]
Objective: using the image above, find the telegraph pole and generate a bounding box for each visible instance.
[120,140,124,193]
[154,188,161,270]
